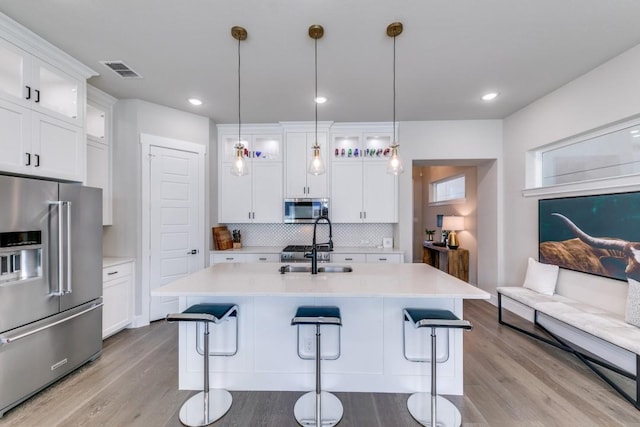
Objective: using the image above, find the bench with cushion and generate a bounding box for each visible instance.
[497,258,640,410]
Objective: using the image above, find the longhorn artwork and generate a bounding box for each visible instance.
[539,192,640,282]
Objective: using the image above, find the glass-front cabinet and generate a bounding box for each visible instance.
[330,125,398,223]
[218,125,284,223]
[0,38,83,126]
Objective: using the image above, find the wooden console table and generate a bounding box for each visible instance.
[422,242,469,282]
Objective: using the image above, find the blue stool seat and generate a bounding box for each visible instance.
[167,303,238,427]
[403,308,472,427]
[291,306,342,427]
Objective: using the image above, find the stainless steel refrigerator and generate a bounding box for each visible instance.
[0,175,103,417]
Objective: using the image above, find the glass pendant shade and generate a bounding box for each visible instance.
[230,143,248,176]
[386,143,404,175]
[308,144,325,175]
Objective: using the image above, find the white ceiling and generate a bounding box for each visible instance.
[3,1,640,124]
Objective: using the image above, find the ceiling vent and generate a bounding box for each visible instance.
[100,60,142,79]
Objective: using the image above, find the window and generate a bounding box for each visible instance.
[528,119,640,193]
[430,175,465,204]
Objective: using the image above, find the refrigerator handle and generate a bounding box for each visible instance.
[49,201,65,296]
[63,201,72,294]
[0,302,103,345]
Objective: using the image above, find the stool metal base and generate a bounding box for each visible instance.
[407,393,461,427]
[178,389,232,427]
[293,391,343,427]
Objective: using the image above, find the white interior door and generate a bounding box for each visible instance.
[149,145,202,321]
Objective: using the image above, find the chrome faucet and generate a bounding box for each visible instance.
[305,215,333,274]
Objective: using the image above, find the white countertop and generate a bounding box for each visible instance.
[152,262,489,299]
[210,246,404,254]
[103,257,135,268]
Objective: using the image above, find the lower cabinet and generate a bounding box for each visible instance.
[210,252,279,265]
[102,260,134,339]
[331,253,403,263]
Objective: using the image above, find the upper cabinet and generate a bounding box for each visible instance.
[0,14,97,181]
[283,122,331,198]
[330,125,398,223]
[218,125,283,223]
[86,85,116,225]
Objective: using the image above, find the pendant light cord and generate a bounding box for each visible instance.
[238,36,241,145]
[315,37,318,143]
[393,34,396,143]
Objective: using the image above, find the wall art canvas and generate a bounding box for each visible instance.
[539,191,640,281]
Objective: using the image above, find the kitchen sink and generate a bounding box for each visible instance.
[280,265,353,273]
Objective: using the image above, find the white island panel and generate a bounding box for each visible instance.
[154,262,489,394]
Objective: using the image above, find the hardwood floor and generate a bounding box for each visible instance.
[1,300,639,426]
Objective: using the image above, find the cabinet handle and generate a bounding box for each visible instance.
[34,89,40,103]
[379,258,387,261]
[25,86,31,100]
[25,153,31,166]
[259,257,267,261]
[363,212,367,219]
[226,257,235,261]
[345,257,353,261]
[34,154,40,167]
[107,271,118,275]
[248,212,251,219]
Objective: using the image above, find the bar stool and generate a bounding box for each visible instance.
[403,308,472,427]
[291,306,343,427]
[167,303,238,427]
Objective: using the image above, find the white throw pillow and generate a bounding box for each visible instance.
[522,257,559,296]
[625,279,640,328]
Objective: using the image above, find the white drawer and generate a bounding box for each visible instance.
[365,254,403,264]
[103,261,133,282]
[245,253,280,263]
[332,253,366,263]
[212,253,247,264]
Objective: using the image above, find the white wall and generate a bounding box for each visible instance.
[397,120,503,294]
[502,44,640,314]
[103,99,210,322]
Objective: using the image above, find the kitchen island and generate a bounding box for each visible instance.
[152,262,489,395]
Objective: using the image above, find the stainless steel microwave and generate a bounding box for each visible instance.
[284,198,329,223]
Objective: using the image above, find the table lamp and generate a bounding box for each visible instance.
[442,216,464,249]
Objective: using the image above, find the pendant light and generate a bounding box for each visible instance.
[308,24,326,176]
[386,22,404,175]
[230,26,248,176]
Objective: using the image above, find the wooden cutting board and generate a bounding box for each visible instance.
[212,226,233,250]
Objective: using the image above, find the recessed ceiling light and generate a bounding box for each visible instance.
[315,96,327,104]
[630,129,639,134]
[188,98,203,106]
[634,134,640,138]
[481,92,499,101]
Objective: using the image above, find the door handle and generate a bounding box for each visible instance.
[188,249,199,255]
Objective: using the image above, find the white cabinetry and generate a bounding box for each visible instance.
[331,253,366,263]
[330,127,398,223]
[0,21,96,181]
[218,126,283,223]
[102,260,134,339]
[284,126,329,198]
[86,85,116,225]
[211,252,279,264]
[365,253,403,264]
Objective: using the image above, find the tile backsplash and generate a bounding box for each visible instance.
[220,223,394,248]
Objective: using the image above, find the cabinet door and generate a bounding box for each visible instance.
[0,39,29,106]
[32,58,82,125]
[219,166,252,222]
[284,132,308,198]
[252,162,282,223]
[306,132,328,198]
[363,162,397,222]
[102,275,132,339]
[31,112,84,181]
[0,98,30,175]
[331,161,363,223]
[87,140,111,225]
